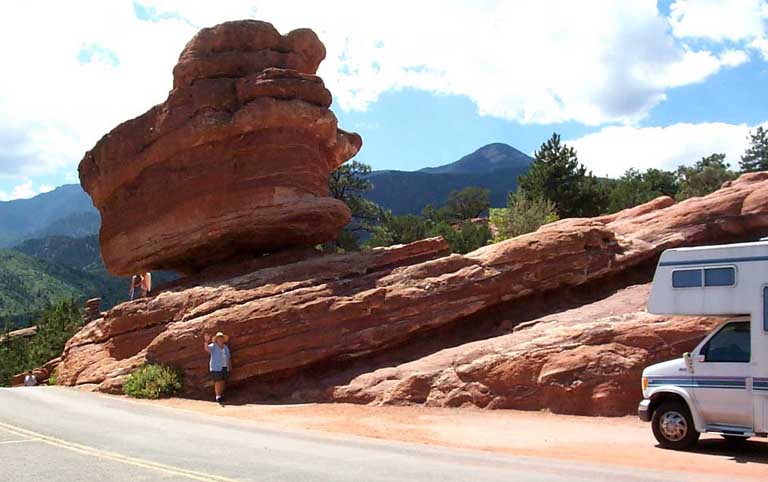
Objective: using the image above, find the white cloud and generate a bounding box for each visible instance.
[568,121,767,178]
[670,0,766,42]
[0,2,196,181]
[669,0,768,58]
[0,0,758,183]
[251,0,748,124]
[0,180,54,201]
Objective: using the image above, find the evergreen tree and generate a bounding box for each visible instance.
[443,186,491,221]
[518,133,604,217]
[605,168,679,213]
[328,161,386,251]
[677,153,737,200]
[740,126,768,172]
[0,300,83,386]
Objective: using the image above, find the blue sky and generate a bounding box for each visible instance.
[0,0,766,199]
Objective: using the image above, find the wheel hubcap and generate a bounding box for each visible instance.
[660,411,688,442]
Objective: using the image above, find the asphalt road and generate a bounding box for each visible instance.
[0,387,731,482]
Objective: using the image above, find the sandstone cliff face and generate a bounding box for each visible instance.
[79,20,361,276]
[57,173,768,416]
[325,285,723,416]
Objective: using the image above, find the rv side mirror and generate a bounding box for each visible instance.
[683,352,694,372]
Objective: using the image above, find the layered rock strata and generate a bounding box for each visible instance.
[79,20,361,276]
[57,173,768,416]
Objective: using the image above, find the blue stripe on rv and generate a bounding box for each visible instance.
[754,378,768,391]
[648,377,746,389]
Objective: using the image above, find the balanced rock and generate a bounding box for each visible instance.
[79,20,361,276]
[57,173,768,415]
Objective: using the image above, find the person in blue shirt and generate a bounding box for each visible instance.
[203,331,232,405]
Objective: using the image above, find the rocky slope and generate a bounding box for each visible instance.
[79,20,361,276]
[325,284,723,416]
[57,172,768,415]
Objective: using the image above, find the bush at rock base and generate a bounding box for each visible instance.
[123,364,184,399]
[47,367,58,386]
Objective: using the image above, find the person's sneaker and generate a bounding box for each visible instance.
[216,396,224,406]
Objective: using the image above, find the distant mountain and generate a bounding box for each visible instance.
[2,235,177,329]
[419,143,532,175]
[15,235,102,271]
[27,211,101,240]
[0,247,103,329]
[0,185,98,247]
[365,143,533,215]
[0,143,532,242]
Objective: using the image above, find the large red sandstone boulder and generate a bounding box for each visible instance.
[79,20,361,276]
[326,285,723,416]
[56,174,768,414]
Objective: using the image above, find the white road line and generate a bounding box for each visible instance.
[0,439,37,445]
[0,422,241,482]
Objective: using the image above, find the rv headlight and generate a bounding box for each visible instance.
[641,377,649,391]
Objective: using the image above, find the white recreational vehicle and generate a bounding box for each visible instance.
[639,240,768,449]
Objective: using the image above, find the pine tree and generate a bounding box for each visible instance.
[517,133,604,217]
[328,160,386,251]
[739,126,768,172]
[677,153,737,200]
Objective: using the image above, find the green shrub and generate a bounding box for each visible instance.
[123,363,183,399]
[47,367,58,386]
[490,190,559,242]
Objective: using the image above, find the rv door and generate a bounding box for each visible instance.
[690,320,753,433]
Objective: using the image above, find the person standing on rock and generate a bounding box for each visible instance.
[129,274,144,300]
[129,272,152,300]
[203,332,232,405]
[141,271,152,296]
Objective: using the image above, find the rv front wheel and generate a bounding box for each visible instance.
[651,401,700,450]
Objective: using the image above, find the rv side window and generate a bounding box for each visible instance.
[672,269,702,288]
[704,267,736,287]
[701,321,750,363]
[764,286,768,332]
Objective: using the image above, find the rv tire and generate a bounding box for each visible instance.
[651,401,700,450]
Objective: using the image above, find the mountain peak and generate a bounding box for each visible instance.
[420,143,532,175]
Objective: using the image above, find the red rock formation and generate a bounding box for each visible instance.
[326,285,723,416]
[79,20,361,276]
[57,173,768,415]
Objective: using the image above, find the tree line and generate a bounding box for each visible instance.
[331,126,768,252]
[0,300,83,386]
